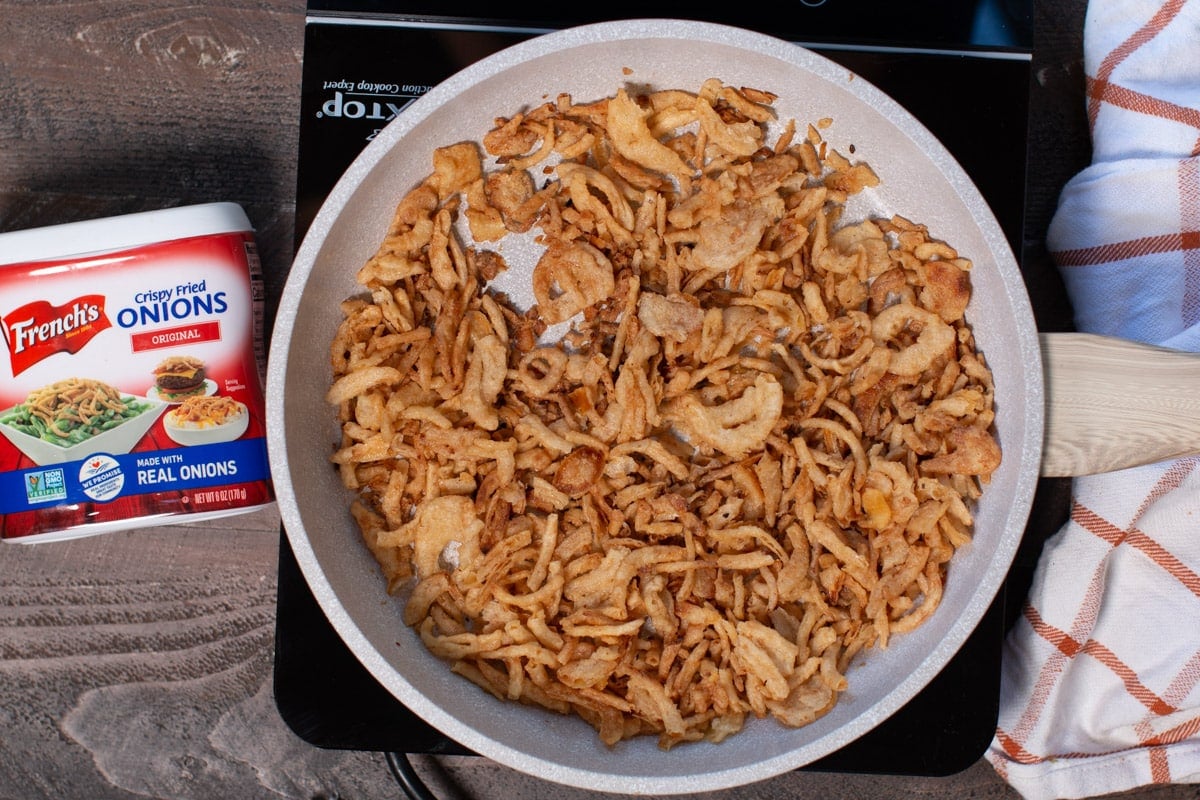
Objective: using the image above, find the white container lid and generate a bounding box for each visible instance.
[0,202,253,267]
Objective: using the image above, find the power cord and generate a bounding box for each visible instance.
[385,751,440,800]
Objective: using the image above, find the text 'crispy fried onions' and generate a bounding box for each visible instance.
[328,79,1000,750]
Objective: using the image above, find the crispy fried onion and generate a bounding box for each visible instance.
[328,79,1000,751]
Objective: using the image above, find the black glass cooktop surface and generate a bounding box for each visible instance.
[274,0,1049,776]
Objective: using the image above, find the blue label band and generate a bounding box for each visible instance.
[1,437,271,513]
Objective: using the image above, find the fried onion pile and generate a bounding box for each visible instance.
[327,78,1001,749]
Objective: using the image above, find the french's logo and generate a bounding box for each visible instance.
[2,295,111,375]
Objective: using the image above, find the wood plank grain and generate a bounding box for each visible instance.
[0,514,397,799]
[0,2,304,208]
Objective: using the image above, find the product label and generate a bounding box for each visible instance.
[0,230,274,541]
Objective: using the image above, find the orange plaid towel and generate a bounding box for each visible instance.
[986,1,1200,797]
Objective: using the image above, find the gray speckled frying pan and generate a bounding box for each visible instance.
[266,19,1042,795]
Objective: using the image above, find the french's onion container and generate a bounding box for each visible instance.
[0,203,274,542]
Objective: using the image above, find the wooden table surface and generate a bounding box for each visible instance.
[1,2,1194,799]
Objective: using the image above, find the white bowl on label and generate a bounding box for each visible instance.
[162,401,249,446]
[0,396,165,467]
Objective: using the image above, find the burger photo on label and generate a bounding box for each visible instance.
[149,355,216,403]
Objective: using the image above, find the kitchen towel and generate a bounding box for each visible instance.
[985,1,1200,798]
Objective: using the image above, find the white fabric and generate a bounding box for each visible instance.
[986,1,1200,797]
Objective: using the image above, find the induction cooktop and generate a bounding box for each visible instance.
[273,0,1053,776]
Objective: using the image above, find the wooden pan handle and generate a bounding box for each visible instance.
[1040,332,1200,477]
